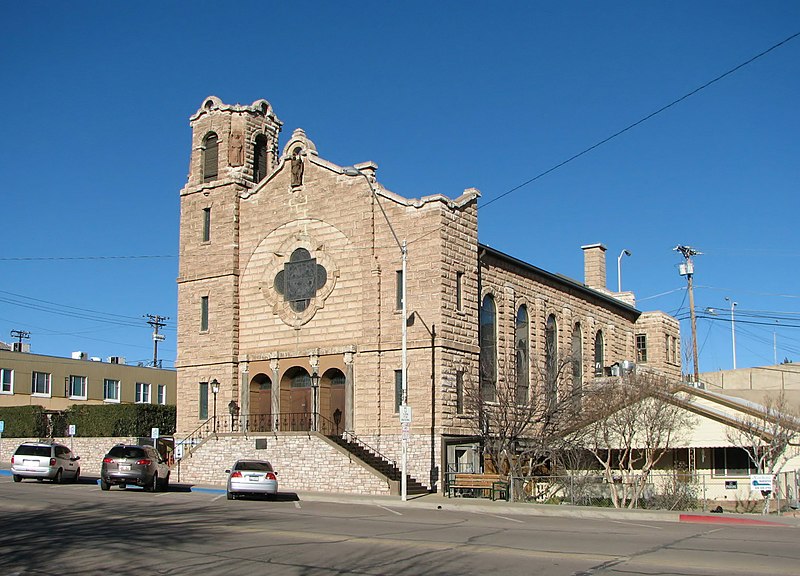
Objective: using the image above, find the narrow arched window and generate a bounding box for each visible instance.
[594,330,604,376]
[572,323,583,408]
[545,314,558,408]
[253,134,268,183]
[479,294,497,402]
[515,305,529,404]
[202,133,218,182]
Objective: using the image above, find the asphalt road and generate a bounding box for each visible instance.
[1,474,797,576]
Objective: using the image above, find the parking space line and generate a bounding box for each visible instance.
[377,505,402,516]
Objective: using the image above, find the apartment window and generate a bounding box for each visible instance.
[202,132,218,182]
[636,334,648,363]
[69,375,87,399]
[395,270,404,311]
[456,271,464,312]
[455,371,464,414]
[202,207,211,242]
[394,369,403,413]
[157,384,167,405]
[1,368,13,394]
[200,296,209,332]
[135,382,151,404]
[199,381,209,419]
[104,379,120,402]
[672,336,678,364]
[32,371,51,396]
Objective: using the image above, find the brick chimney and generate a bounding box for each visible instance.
[581,243,607,290]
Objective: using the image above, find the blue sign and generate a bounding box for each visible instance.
[0,420,4,433]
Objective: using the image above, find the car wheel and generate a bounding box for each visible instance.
[73,468,81,483]
[100,479,110,491]
[149,473,158,492]
[53,469,63,484]
[227,491,234,500]
[13,475,21,483]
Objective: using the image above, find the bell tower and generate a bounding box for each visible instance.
[176,97,283,433]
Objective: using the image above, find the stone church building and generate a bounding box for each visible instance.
[176,96,681,491]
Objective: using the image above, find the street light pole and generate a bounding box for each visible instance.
[310,370,320,432]
[617,249,631,293]
[725,297,737,370]
[343,166,408,502]
[210,378,219,433]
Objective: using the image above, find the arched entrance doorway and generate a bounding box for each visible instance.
[249,373,272,432]
[280,367,312,431]
[322,368,346,433]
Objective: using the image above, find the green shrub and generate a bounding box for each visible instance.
[0,404,176,438]
[0,405,50,438]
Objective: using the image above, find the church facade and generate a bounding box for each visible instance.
[176,96,681,490]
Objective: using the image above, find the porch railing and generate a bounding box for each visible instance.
[206,411,343,435]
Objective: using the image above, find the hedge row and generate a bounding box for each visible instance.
[0,404,176,438]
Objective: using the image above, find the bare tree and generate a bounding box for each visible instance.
[725,392,799,476]
[574,372,695,509]
[725,391,800,513]
[464,348,581,493]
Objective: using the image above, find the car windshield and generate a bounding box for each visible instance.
[234,461,273,472]
[15,445,51,457]
[107,446,147,459]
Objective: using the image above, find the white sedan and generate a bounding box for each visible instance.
[226,459,278,500]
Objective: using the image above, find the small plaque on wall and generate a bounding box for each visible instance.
[255,438,268,450]
[725,480,738,490]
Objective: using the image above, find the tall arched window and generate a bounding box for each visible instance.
[202,133,219,182]
[594,330,604,376]
[546,314,558,408]
[572,323,583,408]
[479,294,497,402]
[253,134,269,183]
[515,305,529,404]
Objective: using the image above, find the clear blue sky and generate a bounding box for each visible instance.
[1,2,798,373]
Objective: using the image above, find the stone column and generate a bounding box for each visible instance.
[270,356,280,431]
[344,350,355,434]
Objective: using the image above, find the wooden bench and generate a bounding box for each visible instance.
[448,473,508,500]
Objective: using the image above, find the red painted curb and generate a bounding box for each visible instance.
[679,514,788,527]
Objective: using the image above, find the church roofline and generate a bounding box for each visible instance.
[478,244,641,318]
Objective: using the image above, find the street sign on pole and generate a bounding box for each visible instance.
[68,424,76,436]
[151,427,160,439]
[399,405,412,424]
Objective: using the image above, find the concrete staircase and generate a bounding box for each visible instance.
[327,434,428,494]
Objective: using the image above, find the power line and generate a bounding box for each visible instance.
[479,31,800,209]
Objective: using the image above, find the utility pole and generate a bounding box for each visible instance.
[10,330,31,351]
[675,245,701,383]
[144,314,168,368]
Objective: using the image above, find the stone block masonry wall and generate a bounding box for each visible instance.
[176,433,392,495]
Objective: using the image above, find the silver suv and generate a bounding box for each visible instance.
[100,444,171,491]
[11,441,81,483]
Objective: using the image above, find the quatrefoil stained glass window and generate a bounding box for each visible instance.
[274,248,328,312]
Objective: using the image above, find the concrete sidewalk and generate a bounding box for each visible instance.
[187,479,800,528]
